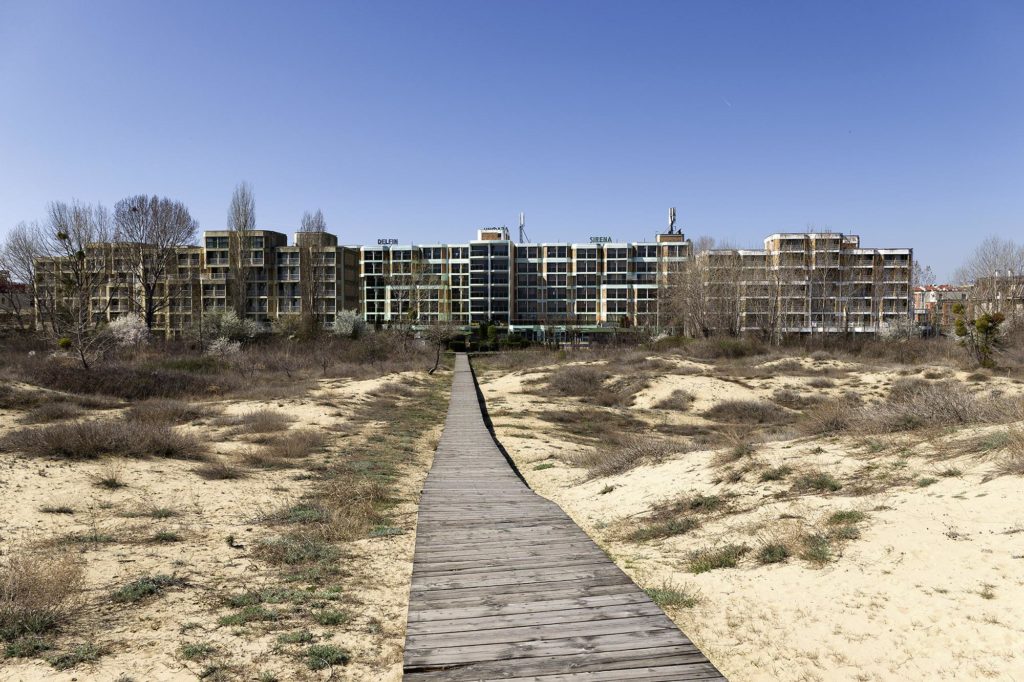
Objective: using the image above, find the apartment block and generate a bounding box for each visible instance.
[35,230,359,336]
[31,225,913,338]
[704,232,913,335]
[913,285,969,332]
[359,227,691,330]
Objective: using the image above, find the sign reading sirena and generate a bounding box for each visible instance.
[377,238,398,245]
[589,236,613,243]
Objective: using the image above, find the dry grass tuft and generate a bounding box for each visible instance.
[0,546,84,641]
[800,381,1020,436]
[545,365,611,398]
[1,420,207,461]
[222,409,293,435]
[771,389,820,409]
[566,434,680,478]
[703,400,791,425]
[264,429,326,460]
[990,428,1024,477]
[126,399,206,425]
[18,403,83,424]
[655,389,695,411]
[194,458,247,480]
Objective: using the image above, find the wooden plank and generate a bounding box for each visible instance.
[403,354,725,680]
[407,592,653,623]
[406,648,713,681]
[406,602,666,635]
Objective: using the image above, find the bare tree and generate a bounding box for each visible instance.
[227,182,256,318]
[113,195,199,331]
[297,209,329,336]
[955,236,1024,326]
[665,236,716,337]
[41,201,114,368]
[0,222,45,332]
[422,317,460,373]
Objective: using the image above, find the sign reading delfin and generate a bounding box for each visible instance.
[377,238,398,245]
[590,236,613,243]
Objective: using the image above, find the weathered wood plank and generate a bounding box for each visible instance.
[403,354,724,680]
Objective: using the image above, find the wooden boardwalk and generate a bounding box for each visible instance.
[403,354,725,681]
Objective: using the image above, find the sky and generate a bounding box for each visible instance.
[1,1,1022,280]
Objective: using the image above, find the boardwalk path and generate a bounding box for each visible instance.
[403,354,725,681]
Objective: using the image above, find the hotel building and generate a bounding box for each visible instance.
[704,232,913,335]
[32,225,912,337]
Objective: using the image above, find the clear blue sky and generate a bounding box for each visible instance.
[1,1,1022,279]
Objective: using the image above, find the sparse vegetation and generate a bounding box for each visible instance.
[799,533,833,564]
[2,420,206,461]
[127,398,204,425]
[644,582,700,608]
[686,544,749,573]
[655,389,695,411]
[627,517,700,542]
[225,409,293,435]
[180,641,216,661]
[305,644,350,670]
[46,642,103,670]
[112,574,186,603]
[703,400,790,425]
[566,433,678,477]
[194,458,246,480]
[0,547,83,642]
[759,465,792,482]
[792,470,842,493]
[757,542,791,564]
[19,402,82,424]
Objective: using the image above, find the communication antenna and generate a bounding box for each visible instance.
[668,207,677,234]
[519,212,530,243]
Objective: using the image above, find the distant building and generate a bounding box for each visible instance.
[359,227,691,333]
[31,225,914,338]
[34,231,360,336]
[913,285,968,332]
[704,233,913,336]
[0,269,32,331]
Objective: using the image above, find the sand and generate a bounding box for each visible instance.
[478,356,1024,682]
[0,372,438,682]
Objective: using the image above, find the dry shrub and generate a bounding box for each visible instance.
[265,429,326,460]
[1,420,207,460]
[19,402,82,424]
[224,409,292,435]
[0,547,84,641]
[566,434,680,478]
[990,429,1024,478]
[194,458,246,480]
[806,377,836,389]
[317,475,393,541]
[126,399,205,425]
[473,348,562,373]
[238,447,289,469]
[545,365,611,399]
[687,338,767,360]
[711,428,759,466]
[21,362,220,400]
[593,375,650,407]
[703,400,791,425]
[655,389,695,411]
[799,400,854,434]
[537,409,646,441]
[772,389,819,409]
[800,381,1021,436]
[0,384,35,410]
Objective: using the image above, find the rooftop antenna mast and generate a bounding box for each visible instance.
[519,212,530,243]
[668,207,677,234]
